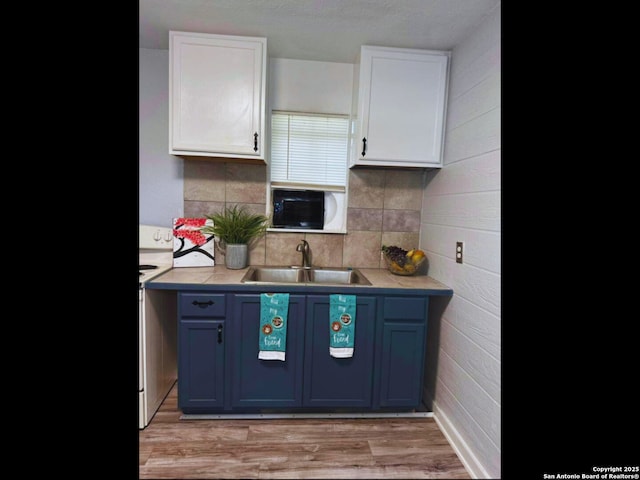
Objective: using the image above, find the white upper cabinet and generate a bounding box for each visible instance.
[352,46,450,168]
[169,31,267,160]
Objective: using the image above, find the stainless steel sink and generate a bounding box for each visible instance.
[242,267,306,283]
[307,268,371,285]
[241,267,371,285]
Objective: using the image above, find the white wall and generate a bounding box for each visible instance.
[139,48,184,228]
[269,58,353,114]
[420,5,501,479]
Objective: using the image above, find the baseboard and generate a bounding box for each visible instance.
[432,400,492,479]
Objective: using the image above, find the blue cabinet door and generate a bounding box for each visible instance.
[376,295,429,408]
[378,322,426,407]
[303,295,376,407]
[178,320,225,411]
[230,294,306,408]
[377,295,428,408]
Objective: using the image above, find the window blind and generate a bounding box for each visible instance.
[271,112,349,187]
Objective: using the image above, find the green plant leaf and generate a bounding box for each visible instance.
[200,204,269,245]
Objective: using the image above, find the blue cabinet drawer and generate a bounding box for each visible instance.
[180,293,226,318]
[383,297,427,321]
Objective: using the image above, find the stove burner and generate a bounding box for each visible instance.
[139,263,171,283]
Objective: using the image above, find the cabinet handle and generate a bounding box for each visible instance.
[254,132,258,152]
[361,137,367,157]
[217,324,223,344]
[192,300,214,308]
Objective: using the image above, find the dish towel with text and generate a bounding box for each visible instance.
[329,294,356,358]
[258,293,290,361]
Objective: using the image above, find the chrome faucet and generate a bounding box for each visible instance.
[296,239,311,269]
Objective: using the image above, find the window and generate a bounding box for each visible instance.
[268,111,350,233]
[270,112,349,187]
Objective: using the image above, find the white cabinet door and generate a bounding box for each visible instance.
[353,46,449,168]
[169,31,266,160]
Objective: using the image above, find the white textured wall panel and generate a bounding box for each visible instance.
[446,72,501,130]
[448,7,501,78]
[422,191,500,231]
[438,348,500,447]
[440,320,500,402]
[443,107,500,165]
[448,43,501,101]
[434,380,501,477]
[442,295,500,360]
[421,4,501,478]
[424,149,500,196]
[428,255,500,317]
[421,224,500,274]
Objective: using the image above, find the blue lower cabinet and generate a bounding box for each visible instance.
[303,295,376,407]
[178,320,225,411]
[378,296,429,408]
[230,294,305,408]
[176,290,433,413]
[378,322,426,407]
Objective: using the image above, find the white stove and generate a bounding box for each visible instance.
[139,224,177,429]
[139,262,173,286]
[139,224,174,285]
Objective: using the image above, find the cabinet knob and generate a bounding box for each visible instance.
[254,132,258,152]
[361,137,367,157]
[217,324,223,344]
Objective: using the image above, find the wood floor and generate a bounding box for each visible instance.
[139,384,470,479]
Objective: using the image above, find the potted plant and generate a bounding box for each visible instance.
[200,204,269,269]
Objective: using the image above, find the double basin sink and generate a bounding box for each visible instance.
[241,266,371,286]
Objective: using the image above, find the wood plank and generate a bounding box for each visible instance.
[141,464,261,479]
[246,418,446,442]
[139,443,153,466]
[144,439,374,466]
[140,424,250,443]
[369,444,472,478]
[139,385,470,479]
[369,438,456,456]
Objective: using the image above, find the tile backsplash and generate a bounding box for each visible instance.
[183,158,425,268]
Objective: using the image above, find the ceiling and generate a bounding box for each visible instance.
[139,0,500,63]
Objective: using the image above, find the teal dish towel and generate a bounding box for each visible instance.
[258,293,290,361]
[329,294,356,358]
